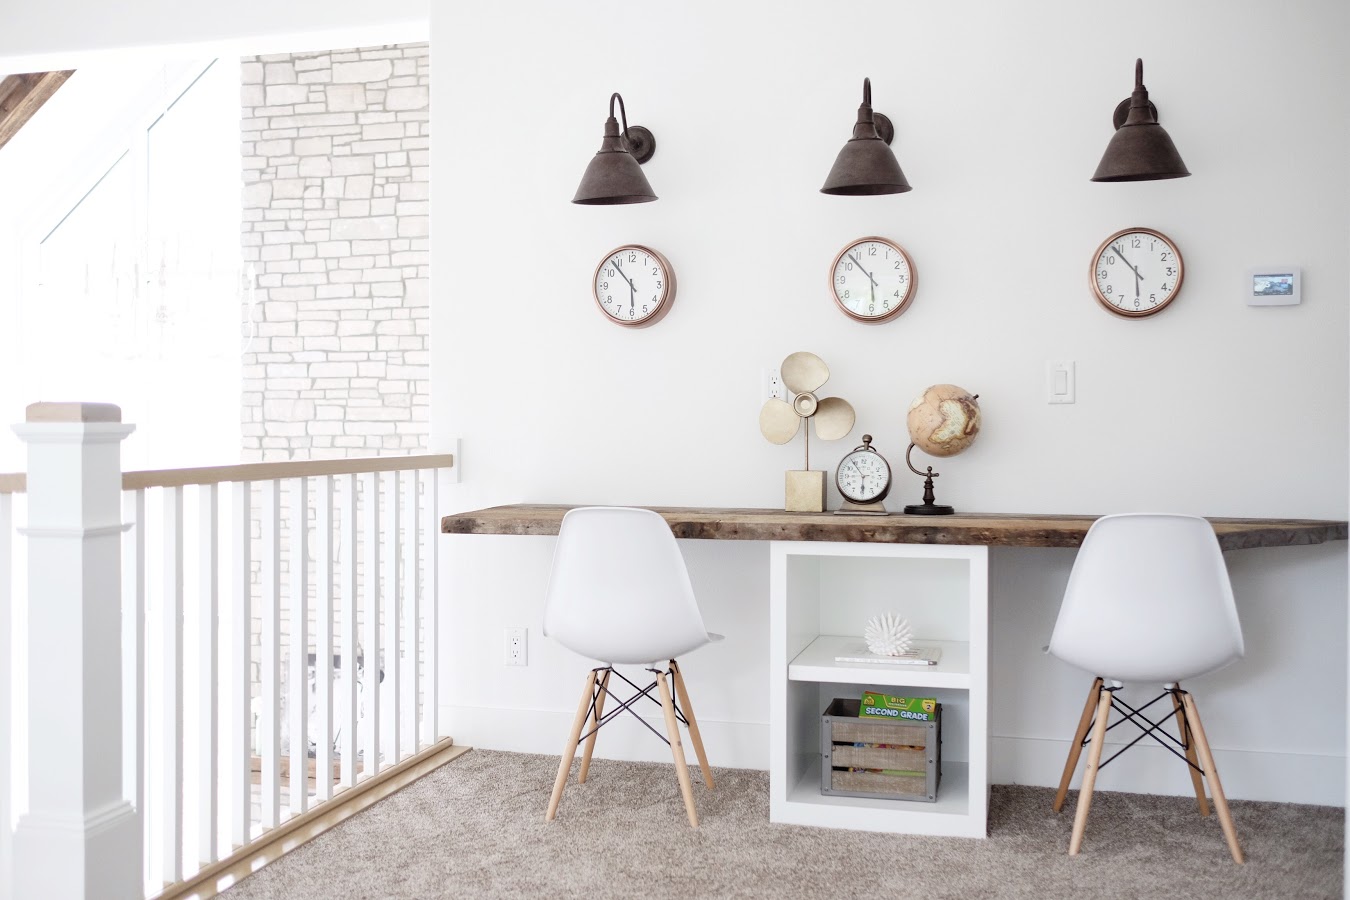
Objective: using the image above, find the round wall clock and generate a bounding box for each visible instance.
[829,236,916,323]
[592,245,676,327]
[1090,227,1184,318]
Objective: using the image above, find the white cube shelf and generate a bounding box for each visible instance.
[769,540,989,837]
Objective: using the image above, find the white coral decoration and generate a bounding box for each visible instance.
[864,613,913,657]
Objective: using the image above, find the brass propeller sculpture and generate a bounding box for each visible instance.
[759,352,856,511]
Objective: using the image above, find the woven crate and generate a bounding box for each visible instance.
[820,697,941,802]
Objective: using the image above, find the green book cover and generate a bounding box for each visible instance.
[859,690,938,722]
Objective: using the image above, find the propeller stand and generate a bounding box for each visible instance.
[902,443,954,516]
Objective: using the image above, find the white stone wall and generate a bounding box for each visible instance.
[241,43,429,461]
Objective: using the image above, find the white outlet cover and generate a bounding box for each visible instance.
[1046,360,1075,404]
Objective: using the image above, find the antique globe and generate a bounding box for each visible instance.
[903,384,981,514]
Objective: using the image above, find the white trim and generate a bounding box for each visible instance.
[14,800,137,839]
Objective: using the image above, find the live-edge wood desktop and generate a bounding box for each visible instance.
[441,506,1346,837]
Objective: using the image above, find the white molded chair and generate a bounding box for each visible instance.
[1047,513,1245,863]
[542,507,722,827]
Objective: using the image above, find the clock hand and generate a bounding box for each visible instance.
[612,258,636,291]
[848,253,879,288]
[1112,244,1143,280]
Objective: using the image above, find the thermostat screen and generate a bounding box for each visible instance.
[1253,274,1295,296]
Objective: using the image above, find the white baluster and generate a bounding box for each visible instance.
[341,475,358,788]
[198,483,219,865]
[288,478,309,817]
[0,490,12,897]
[162,485,184,884]
[231,482,252,848]
[260,480,281,829]
[384,472,401,763]
[314,477,334,804]
[362,473,380,777]
[402,470,419,753]
[122,489,147,894]
[422,469,439,747]
[12,403,139,899]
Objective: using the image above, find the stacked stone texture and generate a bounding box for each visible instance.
[241,44,429,461]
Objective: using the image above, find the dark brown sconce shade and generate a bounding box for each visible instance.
[572,92,658,205]
[821,77,911,196]
[1091,59,1190,183]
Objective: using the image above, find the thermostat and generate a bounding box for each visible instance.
[1246,267,1301,306]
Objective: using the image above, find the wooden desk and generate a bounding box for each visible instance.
[442,504,1347,551]
[441,505,1345,837]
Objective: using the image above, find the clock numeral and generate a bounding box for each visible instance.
[1149,293,1157,304]
[642,305,648,314]
[845,261,854,271]
[599,281,608,290]
[836,275,845,285]
[897,274,906,283]
[1105,284,1113,294]
[1097,269,1108,280]
[1165,267,1175,276]
[628,308,635,318]
[607,267,615,277]
[1160,252,1171,261]
[652,267,658,276]
[868,303,875,314]
[1131,238,1141,248]
[868,245,877,256]
[655,280,662,289]
[628,252,636,262]
[1134,299,1141,309]
[894,260,902,270]
[1106,255,1116,265]
[1117,295,1125,305]
[842,289,850,299]
[651,295,658,303]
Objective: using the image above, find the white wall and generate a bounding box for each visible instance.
[434,0,1349,805]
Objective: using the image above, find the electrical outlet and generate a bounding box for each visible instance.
[504,627,527,666]
[763,367,786,402]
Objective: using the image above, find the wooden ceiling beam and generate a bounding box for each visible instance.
[0,70,74,152]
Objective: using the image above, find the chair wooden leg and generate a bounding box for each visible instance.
[656,669,699,827]
[1054,677,1103,813]
[1181,691,1244,864]
[1069,686,1113,855]
[1171,685,1210,817]
[578,669,611,784]
[546,669,597,822]
[670,659,714,790]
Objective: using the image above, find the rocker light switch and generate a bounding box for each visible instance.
[1046,360,1075,404]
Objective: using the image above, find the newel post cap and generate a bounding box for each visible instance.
[25,402,122,423]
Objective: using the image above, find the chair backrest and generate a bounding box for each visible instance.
[542,507,710,665]
[1048,513,1244,684]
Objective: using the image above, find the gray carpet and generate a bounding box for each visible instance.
[222,749,1343,899]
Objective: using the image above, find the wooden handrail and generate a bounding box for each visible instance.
[0,454,453,494]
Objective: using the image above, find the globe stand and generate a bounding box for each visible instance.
[903,443,954,516]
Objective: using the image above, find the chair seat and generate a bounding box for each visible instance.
[599,631,721,666]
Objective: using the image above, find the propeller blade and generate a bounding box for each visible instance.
[759,398,801,444]
[812,396,855,441]
[781,351,829,396]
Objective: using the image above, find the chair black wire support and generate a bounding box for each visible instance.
[1085,685,1205,777]
[577,664,690,748]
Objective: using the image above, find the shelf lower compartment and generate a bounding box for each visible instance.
[773,761,984,837]
[788,635,971,689]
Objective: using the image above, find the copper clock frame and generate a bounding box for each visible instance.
[1090,226,1185,319]
[829,236,917,324]
[592,244,676,328]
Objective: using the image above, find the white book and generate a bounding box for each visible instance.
[833,643,942,666]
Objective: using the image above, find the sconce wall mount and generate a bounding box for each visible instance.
[1091,58,1190,183]
[821,77,910,196]
[573,92,658,205]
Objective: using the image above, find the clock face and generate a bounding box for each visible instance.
[593,245,675,327]
[836,447,892,503]
[830,237,916,323]
[1091,228,1184,318]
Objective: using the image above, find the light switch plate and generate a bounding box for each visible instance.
[1046,360,1075,404]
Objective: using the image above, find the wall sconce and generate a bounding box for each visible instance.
[572,92,658,205]
[1091,59,1190,182]
[821,77,911,195]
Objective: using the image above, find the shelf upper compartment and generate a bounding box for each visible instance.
[788,635,971,689]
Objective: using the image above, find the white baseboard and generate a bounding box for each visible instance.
[447,704,769,770]
[444,704,1344,807]
[991,735,1345,807]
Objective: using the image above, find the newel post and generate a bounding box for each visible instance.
[12,403,139,899]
